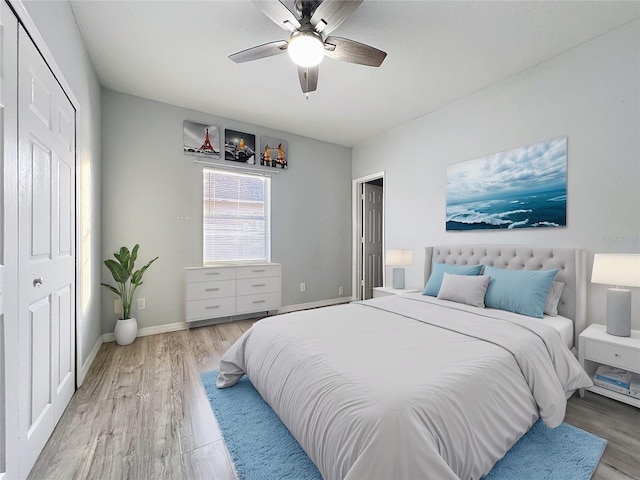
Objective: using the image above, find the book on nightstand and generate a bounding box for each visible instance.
[593,378,630,395]
[594,365,632,389]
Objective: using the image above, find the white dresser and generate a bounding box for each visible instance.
[185,263,281,323]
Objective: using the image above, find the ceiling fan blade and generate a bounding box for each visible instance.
[229,40,289,63]
[253,0,301,32]
[298,65,318,93]
[324,36,386,67]
[310,0,363,34]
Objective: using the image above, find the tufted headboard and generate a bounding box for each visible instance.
[425,245,587,349]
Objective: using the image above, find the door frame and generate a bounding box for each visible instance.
[8,0,83,388]
[351,171,385,301]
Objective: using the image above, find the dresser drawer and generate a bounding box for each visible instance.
[185,267,236,283]
[584,340,640,371]
[237,276,280,296]
[186,296,236,321]
[237,264,281,280]
[186,280,236,301]
[237,292,281,314]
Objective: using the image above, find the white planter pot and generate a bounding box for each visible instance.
[114,317,137,345]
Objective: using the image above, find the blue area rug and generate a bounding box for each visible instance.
[202,370,607,480]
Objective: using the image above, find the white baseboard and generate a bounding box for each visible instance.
[79,335,104,386]
[102,321,189,343]
[277,296,352,314]
[100,297,352,344]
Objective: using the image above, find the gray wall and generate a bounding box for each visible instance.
[101,90,352,332]
[24,1,103,373]
[352,20,640,328]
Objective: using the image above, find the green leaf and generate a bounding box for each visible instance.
[131,257,158,285]
[130,244,139,268]
[120,247,131,271]
[100,283,120,296]
[104,259,129,283]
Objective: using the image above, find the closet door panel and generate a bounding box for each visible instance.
[17,25,76,478]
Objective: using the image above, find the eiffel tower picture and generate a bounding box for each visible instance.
[183,121,220,160]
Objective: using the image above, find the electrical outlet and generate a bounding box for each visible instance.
[137,297,146,310]
[338,286,344,295]
[300,282,306,292]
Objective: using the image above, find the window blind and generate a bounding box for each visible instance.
[203,169,271,263]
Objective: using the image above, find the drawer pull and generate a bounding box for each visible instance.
[253,269,266,273]
[252,300,266,304]
[614,353,619,357]
[205,288,220,292]
[206,305,220,310]
[252,283,266,288]
[206,272,220,276]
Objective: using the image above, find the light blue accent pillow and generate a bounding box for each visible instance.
[483,266,558,318]
[423,263,483,296]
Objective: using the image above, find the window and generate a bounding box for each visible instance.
[203,169,271,263]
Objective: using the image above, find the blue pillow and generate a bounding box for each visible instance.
[483,266,558,318]
[423,263,483,296]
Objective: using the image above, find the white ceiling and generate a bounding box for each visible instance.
[69,1,639,147]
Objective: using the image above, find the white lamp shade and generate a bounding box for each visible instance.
[385,249,414,266]
[591,254,640,287]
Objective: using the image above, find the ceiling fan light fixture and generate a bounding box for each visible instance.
[288,31,324,67]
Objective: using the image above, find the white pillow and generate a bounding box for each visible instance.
[544,281,565,316]
[437,272,491,308]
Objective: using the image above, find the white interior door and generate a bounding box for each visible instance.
[362,183,383,299]
[17,26,76,477]
[1,2,19,477]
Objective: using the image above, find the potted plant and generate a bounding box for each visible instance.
[101,244,158,345]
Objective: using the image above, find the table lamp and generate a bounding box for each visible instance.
[385,249,414,289]
[591,253,640,337]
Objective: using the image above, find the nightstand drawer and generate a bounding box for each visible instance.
[584,341,640,371]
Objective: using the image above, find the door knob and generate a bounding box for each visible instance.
[33,277,43,287]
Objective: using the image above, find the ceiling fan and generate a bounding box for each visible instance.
[229,0,387,96]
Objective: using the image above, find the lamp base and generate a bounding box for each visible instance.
[606,288,631,337]
[392,268,405,289]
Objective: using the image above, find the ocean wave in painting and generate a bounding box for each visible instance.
[446,188,566,231]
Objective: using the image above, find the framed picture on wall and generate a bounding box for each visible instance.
[260,136,288,169]
[183,120,220,161]
[446,136,567,231]
[224,129,256,165]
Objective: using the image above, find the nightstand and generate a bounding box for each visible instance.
[578,323,640,408]
[372,286,421,298]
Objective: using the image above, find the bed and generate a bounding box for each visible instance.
[217,245,593,479]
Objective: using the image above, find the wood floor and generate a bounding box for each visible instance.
[29,319,640,480]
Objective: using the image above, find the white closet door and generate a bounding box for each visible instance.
[17,25,76,477]
[1,1,19,478]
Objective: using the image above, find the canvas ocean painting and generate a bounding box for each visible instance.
[446,137,567,231]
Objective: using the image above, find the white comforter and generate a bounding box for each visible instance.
[217,294,592,480]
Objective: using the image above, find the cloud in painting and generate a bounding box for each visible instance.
[446,137,567,203]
